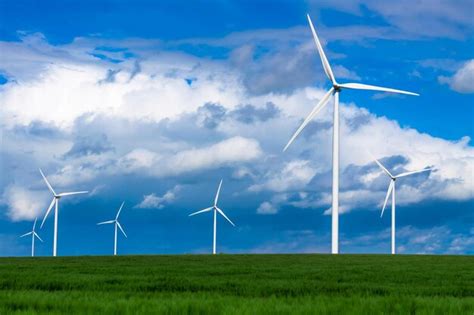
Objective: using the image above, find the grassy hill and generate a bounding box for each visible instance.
[0,254,472,314]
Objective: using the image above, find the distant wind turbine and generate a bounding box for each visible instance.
[97,202,127,256]
[283,14,419,254]
[374,157,431,254]
[189,179,235,254]
[20,218,43,257]
[39,168,88,257]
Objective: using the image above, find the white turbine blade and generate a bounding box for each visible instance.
[32,218,37,231]
[189,207,213,217]
[115,201,125,220]
[395,168,431,178]
[216,207,235,227]
[283,87,334,152]
[373,157,393,178]
[97,220,115,225]
[214,179,223,206]
[34,232,43,242]
[20,232,33,238]
[57,191,88,197]
[307,14,336,84]
[381,180,394,218]
[117,221,127,238]
[339,83,419,96]
[39,168,56,196]
[40,198,56,228]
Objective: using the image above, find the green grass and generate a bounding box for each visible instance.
[0,254,472,314]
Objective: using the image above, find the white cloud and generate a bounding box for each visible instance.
[396,225,474,254]
[1,185,49,221]
[249,160,317,193]
[167,136,262,174]
[0,33,472,222]
[135,185,181,209]
[247,101,474,213]
[438,59,474,93]
[257,201,278,215]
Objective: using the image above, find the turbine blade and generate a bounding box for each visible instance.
[339,83,419,96]
[117,221,127,238]
[214,179,223,206]
[381,180,394,218]
[97,220,115,225]
[40,198,56,228]
[39,168,56,196]
[57,191,88,197]
[395,168,432,178]
[20,232,33,238]
[216,207,235,227]
[34,232,43,242]
[189,207,213,217]
[373,157,393,178]
[32,217,37,231]
[115,201,125,220]
[307,14,336,84]
[283,87,334,152]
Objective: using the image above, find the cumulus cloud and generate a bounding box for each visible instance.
[249,160,317,193]
[247,102,473,214]
[257,201,278,215]
[438,59,474,93]
[168,136,262,174]
[0,32,472,223]
[1,185,49,221]
[135,185,181,209]
[396,225,474,254]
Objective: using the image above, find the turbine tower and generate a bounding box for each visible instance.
[20,218,43,257]
[189,179,235,254]
[283,14,419,254]
[39,169,88,256]
[97,202,127,256]
[374,157,431,254]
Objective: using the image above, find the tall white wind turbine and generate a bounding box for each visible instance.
[20,218,43,257]
[283,14,419,254]
[374,157,431,254]
[97,202,127,256]
[189,179,235,255]
[39,169,88,257]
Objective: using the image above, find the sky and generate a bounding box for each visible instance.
[0,0,473,256]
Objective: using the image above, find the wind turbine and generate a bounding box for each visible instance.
[189,179,235,254]
[39,169,88,257]
[283,14,419,254]
[97,202,127,256]
[20,218,43,257]
[374,157,431,254]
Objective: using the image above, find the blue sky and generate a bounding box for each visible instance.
[0,0,473,256]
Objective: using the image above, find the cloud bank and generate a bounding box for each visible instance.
[0,32,472,225]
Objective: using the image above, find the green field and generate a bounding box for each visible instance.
[0,254,472,314]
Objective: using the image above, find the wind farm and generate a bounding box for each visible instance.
[0,2,472,315]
